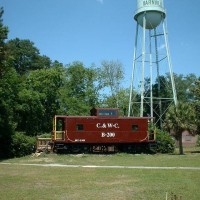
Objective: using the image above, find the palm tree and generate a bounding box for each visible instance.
[164,102,197,154]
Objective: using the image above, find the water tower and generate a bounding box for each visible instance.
[128,0,177,127]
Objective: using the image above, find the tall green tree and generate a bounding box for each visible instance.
[0,67,19,158]
[0,7,18,158]
[0,7,8,76]
[16,62,66,135]
[5,37,55,135]
[164,102,197,154]
[98,60,124,108]
[6,38,51,75]
[60,62,99,115]
[145,73,198,128]
[193,78,200,132]
[172,73,197,102]
[102,88,139,116]
[143,75,171,126]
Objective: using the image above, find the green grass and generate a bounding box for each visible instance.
[4,148,200,167]
[0,147,200,200]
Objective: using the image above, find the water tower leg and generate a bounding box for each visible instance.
[149,30,154,122]
[154,28,163,128]
[162,20,178,106]
[140,15,146,117]
[128,23,139,117]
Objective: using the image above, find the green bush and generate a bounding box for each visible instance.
[37,133,51,138]
[11,132,36,157]
[156,129,175,154]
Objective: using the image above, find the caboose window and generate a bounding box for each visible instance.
[98,109,117,116]
[132,125,139,132]
[76,124,84,131]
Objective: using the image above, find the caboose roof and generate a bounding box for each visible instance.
[54,115,151,120]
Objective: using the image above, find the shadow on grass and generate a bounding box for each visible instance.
[191,151,200,154]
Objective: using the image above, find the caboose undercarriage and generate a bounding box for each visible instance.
[52,142,156,154]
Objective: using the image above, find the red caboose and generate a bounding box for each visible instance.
[52,108,156,153]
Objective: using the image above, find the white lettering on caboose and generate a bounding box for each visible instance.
[96,123,119,129]
[101,132,116,138]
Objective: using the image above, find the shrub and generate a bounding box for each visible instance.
[156,129,175,153]
[37,133,51,138]
[11,132,36,157]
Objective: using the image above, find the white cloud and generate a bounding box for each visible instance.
[96,0,104,4]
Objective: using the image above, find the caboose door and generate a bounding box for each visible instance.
[53,116,65,141]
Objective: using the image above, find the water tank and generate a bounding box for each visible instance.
[134,0,166,29]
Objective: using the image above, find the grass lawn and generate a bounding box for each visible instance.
[0,147,200,200]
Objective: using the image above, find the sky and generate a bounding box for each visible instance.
[1,0,200,88]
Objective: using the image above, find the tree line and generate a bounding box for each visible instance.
[0,7,199,157]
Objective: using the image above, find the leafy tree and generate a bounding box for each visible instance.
[171,73,197,102]
[3,36,60,137]
[0,69,18,158]
[98,60,124,108]
[193,78,200,132]
[102,88,138,116]
[60,62,99,115]
[16,62,66,135]
[0,7,18,158]
[16,89,45,135]
[0,8,8,74]
[164,102,197,154]
[144,75,171,126]
[145,73,198,128]
[6,38,51,75]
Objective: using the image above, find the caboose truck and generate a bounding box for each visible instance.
[51,108,156,153]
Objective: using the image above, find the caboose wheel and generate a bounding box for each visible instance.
[72,145,82,153]
[52,147,57,153]
[82,145,90,153]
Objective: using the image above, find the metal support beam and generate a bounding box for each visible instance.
[162,20,178,106]
[128,23,139,117]
[149,30,153,122]
[140,15,146,117]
